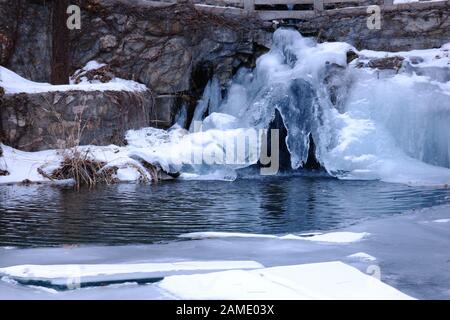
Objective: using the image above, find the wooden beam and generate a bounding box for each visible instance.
[244,0,255,11]
[314,0,324,11]
[254,0,314,4]
[257,10,315,19]
[254,0,363,4]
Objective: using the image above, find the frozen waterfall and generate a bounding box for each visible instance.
[181,28,450,186]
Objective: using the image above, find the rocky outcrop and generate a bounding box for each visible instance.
[1,0,52,82]
[366,56,405,70]
[3,0,271,129]
[297,2,450,51]
[0,90,152,151]
[0,0,18,67]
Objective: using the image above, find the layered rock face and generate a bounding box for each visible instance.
[2,0,271,129]
[0,0,52,82]
[298,2,450,51]
[0,90,152,151]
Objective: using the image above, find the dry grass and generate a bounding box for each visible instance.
[40,149,118,188]
[37,149,167,188]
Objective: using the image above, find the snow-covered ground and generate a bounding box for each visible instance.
[0,63,147,94]
[1,204,450,299]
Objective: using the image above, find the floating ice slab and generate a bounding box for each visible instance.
[179,232,278,240]
[180,231,369,243]
[348,252,377,262]
[433,219,450,223]
[159,261,414,300]
[301,232,370,243]
[0,261,264,279]
[0,260,265,291]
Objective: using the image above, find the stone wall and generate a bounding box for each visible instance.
[0,90,152,151]
[296,2,450,51]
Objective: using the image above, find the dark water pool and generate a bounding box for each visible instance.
[1,176,450,247]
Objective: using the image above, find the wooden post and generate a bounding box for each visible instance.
[314,0,324,12]
[244,0,255,12]
[51,0,70,85]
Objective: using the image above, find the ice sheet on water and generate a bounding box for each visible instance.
[159,261,412,300]
[179,231,370,243]
[1,204,450,299]
[0,261,263,279]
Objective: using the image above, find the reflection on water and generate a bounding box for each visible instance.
[1,177,449,247]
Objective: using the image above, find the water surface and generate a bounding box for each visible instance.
[1,177,449,247]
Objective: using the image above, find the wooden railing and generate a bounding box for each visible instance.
[148,0,450,20]
[196,0,394,10]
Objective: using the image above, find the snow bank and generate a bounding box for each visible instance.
[0,64,147,94]
[179,231,370,243]
[0,145,62,184]
[0,123,266,184]
[159,261,413,300]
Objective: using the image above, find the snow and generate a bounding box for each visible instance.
[0,64,147,94]
[180,231,370,243]
[159,261,413,300]
[358,43,450,69]
[82,61,106,72]
[115,167,141,182]
[0,145,62,184]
